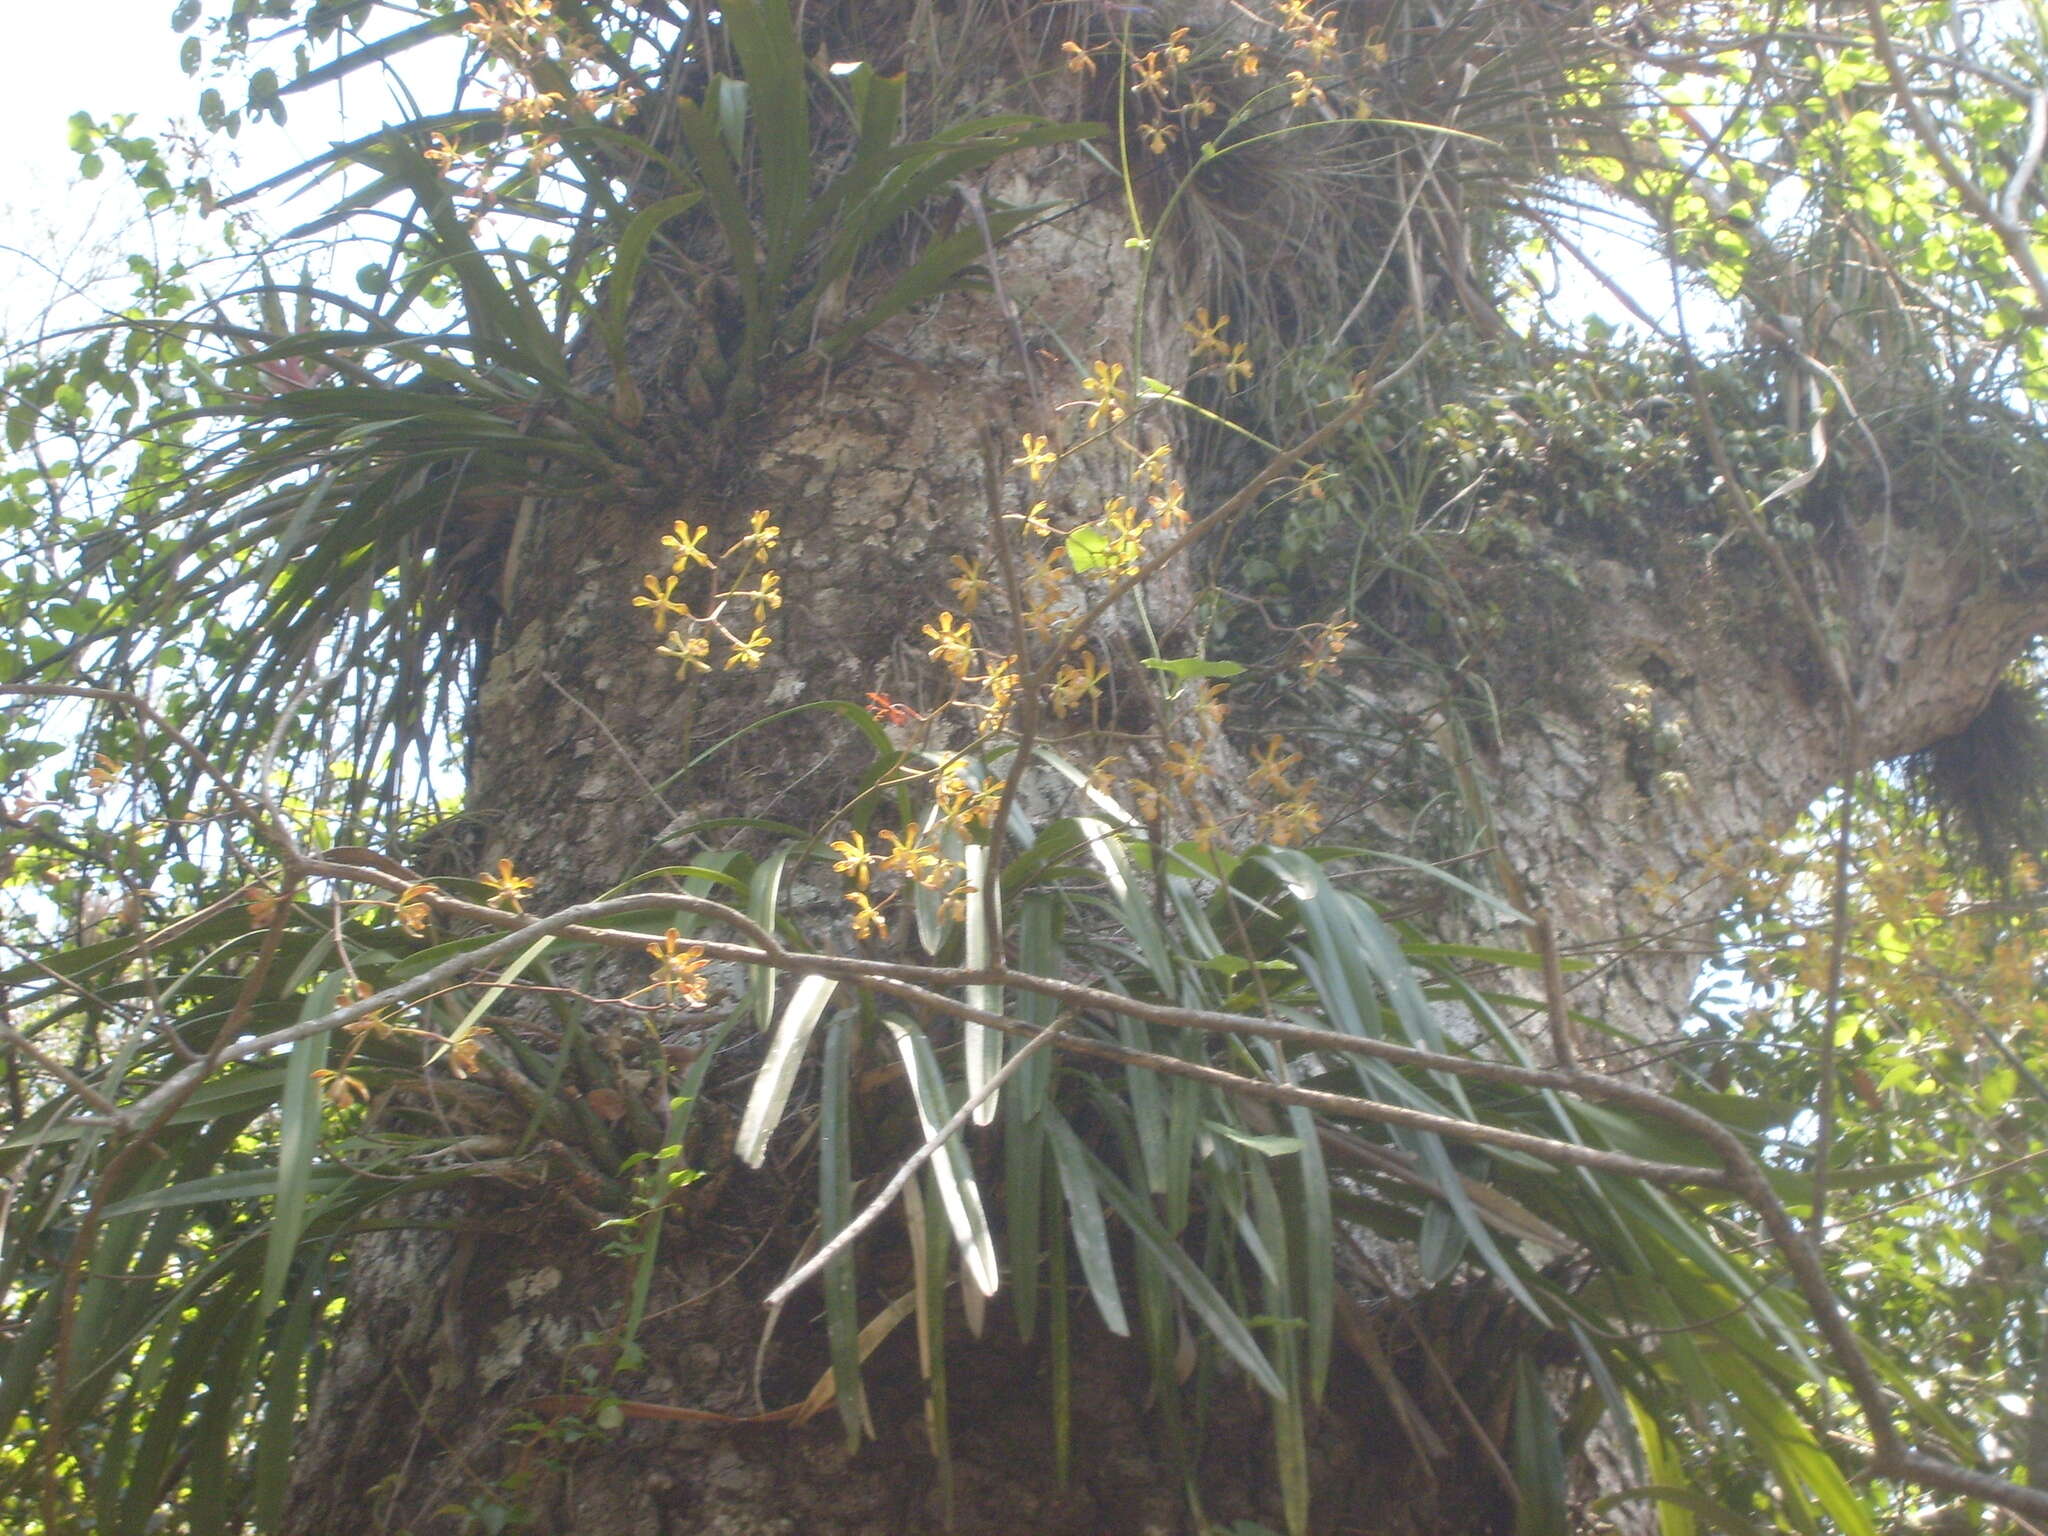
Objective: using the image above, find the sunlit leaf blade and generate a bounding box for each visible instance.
[749,845,792,1033]
[884,1018,999,1298]
[962,842,1003,1125]
[735,973,840,1167]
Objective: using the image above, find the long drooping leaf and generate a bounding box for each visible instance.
[884,1017,1000,1297]
[1081,1138,1285,1399]
[259,975,343,1322]
[735,972,840,1167]
[1511,1358,1571,1536]
[601,190,707,406]
[962,842,1004,1124]
[1042,1105,1130,1337]
[817,1016,867,1448]
[717,0,808,295]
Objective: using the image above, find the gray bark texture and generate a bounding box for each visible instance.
[283,13,2048,1534]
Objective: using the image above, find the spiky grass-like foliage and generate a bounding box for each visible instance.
[9,3,2048,1535]
[4,0,1091,850]
[0,745,1930,1536]
[1905,673,2048,884]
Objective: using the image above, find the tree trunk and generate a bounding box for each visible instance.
[283,10,2048,1534]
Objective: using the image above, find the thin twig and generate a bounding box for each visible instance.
[1862,0,2048,314]
[0,1023,119,1115]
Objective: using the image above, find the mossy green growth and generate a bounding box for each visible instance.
[1216,330,1796,674]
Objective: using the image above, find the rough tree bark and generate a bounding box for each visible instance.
[282,8,2048,1533]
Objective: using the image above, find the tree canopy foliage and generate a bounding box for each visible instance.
[7,2,2048,1533]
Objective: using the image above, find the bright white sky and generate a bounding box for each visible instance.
[0,0,414,341]
[2,1,1690,349]
[4,1,188,204]
[1,1,187,336]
